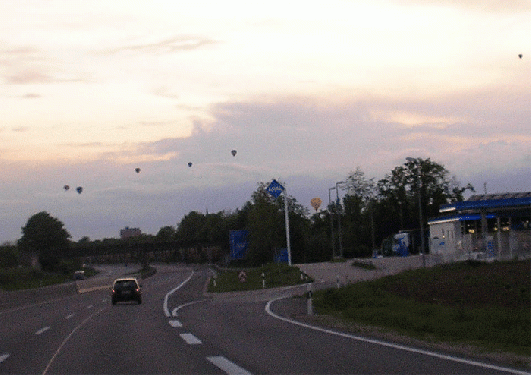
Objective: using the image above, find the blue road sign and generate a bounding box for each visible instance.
[267,179,285,198]
[229,230,249,260]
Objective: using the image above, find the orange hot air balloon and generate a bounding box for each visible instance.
[311,198,322,211]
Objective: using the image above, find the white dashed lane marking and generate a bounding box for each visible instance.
[180,333,202,345]
[207,356,252,375]
[0,353,9,364]
[169,320,182,328]
[65,314,75,319]
[35,327,50,335]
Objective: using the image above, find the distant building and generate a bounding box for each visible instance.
[428,192,531,261]
[120,226,142,239]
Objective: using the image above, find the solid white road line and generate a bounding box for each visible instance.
[171,299,209,317]
[207,356,252,375]
[65,314,75,319]
[42,308,106,375]
[179,333,202,345]
[169,320,182,328]
[35,327,50,335]
[0,353,9,364]
[265,297,529,375]
[163,270,194,317]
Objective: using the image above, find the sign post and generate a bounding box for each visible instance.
[266,179,292,266]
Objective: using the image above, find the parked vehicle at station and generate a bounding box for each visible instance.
[111,277,142,305]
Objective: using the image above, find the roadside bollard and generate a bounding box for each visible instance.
[307,283,313,316]
[212,274,217,288]
[336,275,340,289]
[262,272,266,289]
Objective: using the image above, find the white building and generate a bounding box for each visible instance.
[428,192,531,262]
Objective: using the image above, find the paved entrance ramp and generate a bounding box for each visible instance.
[296,255,429,289]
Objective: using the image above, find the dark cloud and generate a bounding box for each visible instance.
[398,0,531,13]
[104,36,218,55]
[22,93,41,99]
[1,44,91,85]
[6,70,53,84]
[11,126,30,133]
[105,89,529,185]
[0,90,528,242]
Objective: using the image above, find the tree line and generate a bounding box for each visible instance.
[1,157,473,270]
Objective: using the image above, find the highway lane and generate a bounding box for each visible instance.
[176,297,527,374]
[40,265,221,374]
[0,265,217,374]
[1,264,528,374]
[0,288,110,374]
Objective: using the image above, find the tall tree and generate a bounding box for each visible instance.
[245,182,284,265]
[333,168,378,257]
[18,211,71,271]
[175,211,206,247]
[156,226,176,241]
[377,157,473,252]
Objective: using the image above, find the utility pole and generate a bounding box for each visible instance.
[406,157,425,266]
[329,187,336,260]
[335,181,346,259]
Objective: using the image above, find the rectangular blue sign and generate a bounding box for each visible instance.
[229,230,249,260]
[274,248,289,263]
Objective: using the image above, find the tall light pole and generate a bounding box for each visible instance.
[336,181,346,258]
[329,187,336,260]
[406,157,425,265]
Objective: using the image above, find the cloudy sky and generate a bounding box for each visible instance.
[1,0,529,243]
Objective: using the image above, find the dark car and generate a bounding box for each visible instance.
[111,278,142,305]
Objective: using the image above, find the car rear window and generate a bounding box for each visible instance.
[114,280,137,288]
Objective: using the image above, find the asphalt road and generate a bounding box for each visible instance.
[0,264,527,375]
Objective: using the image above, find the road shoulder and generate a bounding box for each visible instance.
[269,296,531,372]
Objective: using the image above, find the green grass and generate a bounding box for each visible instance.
[0,266,98,291]
[208,263,311,292]
[313,259,530,357]
[0,267,72,290]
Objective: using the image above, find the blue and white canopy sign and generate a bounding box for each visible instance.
[266,179,285,198]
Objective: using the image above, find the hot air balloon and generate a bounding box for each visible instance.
[518,54,523,59]
[231,149,237,157]
[76,186,83,194]
[311,197,322,211]
[135,168,141,173]
[188,162,192,167]
[63,185,70,191]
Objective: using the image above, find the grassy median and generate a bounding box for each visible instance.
[0,266,98,290]
[208,263,311,292]
[313,259,530,357]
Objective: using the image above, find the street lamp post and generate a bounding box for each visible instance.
[406,157,425,266]
[329,187,336,260]
[336,181,346,259]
